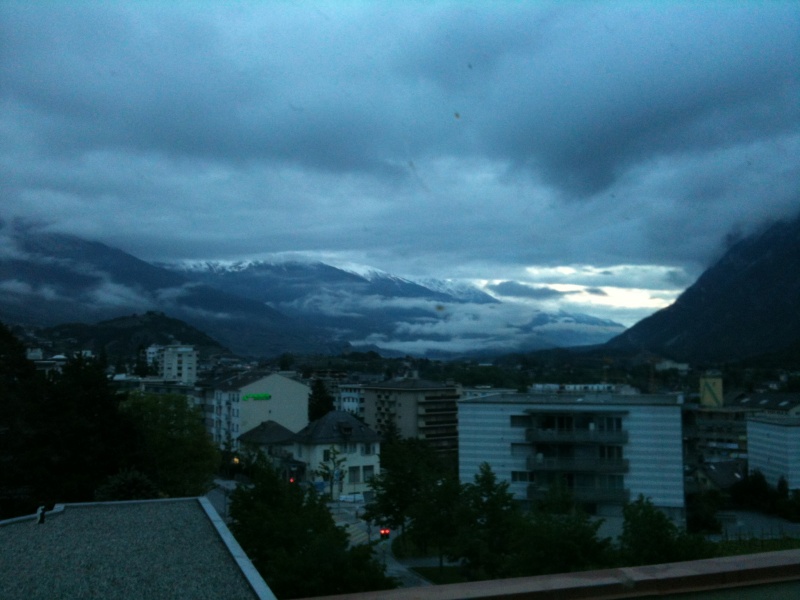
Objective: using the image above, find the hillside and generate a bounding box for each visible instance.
[606,213,800,364]
[40,312,230,360]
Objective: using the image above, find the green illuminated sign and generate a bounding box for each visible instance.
[242,393,272,401]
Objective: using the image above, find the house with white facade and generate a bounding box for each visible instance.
[747,415,800,491]
[293,411,380,499]
[458,392,685,521]
[210,372,309,450]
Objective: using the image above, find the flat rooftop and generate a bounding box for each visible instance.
[458,392,683,407]
[0,497,274,600]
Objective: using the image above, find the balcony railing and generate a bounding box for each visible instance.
[526,456,629,473]
[528,484,630,504]
[526,428,628,444]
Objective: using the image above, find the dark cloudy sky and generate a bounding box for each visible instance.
[2,1,799,326]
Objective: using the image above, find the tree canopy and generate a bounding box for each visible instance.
[120,392,219,497]
[230,460,396,598]
[308,378,334,421]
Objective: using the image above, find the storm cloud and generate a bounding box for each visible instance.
[1,1,798,327]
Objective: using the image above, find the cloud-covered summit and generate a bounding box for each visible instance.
[1,2,798,327]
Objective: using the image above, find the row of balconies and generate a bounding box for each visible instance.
[526,428,628,444]
[526,456,629,473]
[527,484,630,504]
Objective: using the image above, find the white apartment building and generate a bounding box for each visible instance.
[459,392,685,520]
[149,344,198,384]
[336,383,364,417]
[211,372,309,450]
[747,415,800,491]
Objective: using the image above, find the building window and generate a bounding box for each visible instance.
[599,445,623,459]
[362,443,374,455]
[348,466,360,484]
[363,465,374,482]
[511,471,530,482]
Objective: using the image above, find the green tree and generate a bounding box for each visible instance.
[316,444,346,498]
[34,354,131,506]
[121,392,219,497]
[619,495,714,566]
[230,460,396,598]
[507,510,611,577]
[363,436,443,538]
[308,378,334,421]
[451,463,528,580]
[95,469,160,501]
[620,495,679,565]
[406,473,464,571]
[0,322,47,517]
[278,352,295,370]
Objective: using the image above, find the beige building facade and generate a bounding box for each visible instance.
[211,372,309,450]
[362,378,461,454]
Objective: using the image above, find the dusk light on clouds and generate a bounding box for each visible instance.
[1,0,798,328]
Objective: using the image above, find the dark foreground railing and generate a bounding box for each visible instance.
[296,549,800,600]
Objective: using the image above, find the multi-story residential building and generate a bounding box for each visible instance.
[683,390,800,467]
[458,392,685,520]
[209,372,309,450]
[150,344,198,384]
[336,383,364,417]
[747,415,800,491]
[362,378,461,454]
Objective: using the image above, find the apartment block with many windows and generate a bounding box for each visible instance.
[362,378,461,454]
[459,392,685,519]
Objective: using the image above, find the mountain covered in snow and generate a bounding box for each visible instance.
[0,228,626,357]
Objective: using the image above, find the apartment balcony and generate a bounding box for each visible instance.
[526,428,628,444]
[526,456,629,473]
[527,484,630,504]
[418,405,456,416]
[417,417,457,429]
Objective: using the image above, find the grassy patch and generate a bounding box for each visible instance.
[410,566,466,585]
[714,536,800,556]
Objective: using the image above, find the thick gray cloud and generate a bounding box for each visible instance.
[1,1,798,326]
[487,281,570,300]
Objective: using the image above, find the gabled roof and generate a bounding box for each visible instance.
[217,370,273,391]
[217,371,306,392]
[239,420,297,445]
[295,410,380,445]
[0,497,275,600]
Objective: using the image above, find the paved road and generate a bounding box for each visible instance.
[329,500,436,588]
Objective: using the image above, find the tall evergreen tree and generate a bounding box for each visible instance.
[308,378,334,421]
[0,323,45,517]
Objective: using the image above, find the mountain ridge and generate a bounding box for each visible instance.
[606,212,800,363]
[1,228,627,357]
